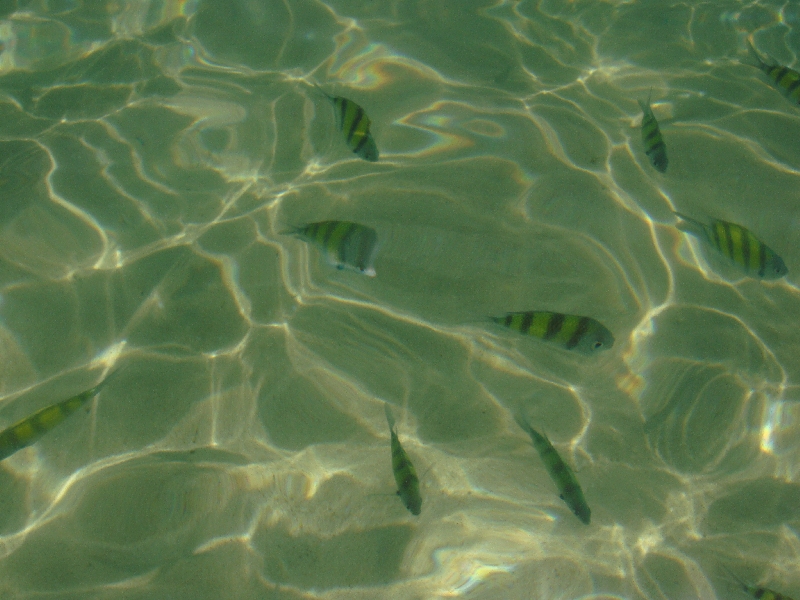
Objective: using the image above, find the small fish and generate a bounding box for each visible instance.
[673,212,788,280]
[287,220,379,277]
[384,402,421,516]
[745,39,800,106]
[315,86,379,161]
[514,413,591,525]
[491,311,614,355]
[723,566,795,600]
[0,373,114,462]
[638,90,668,173]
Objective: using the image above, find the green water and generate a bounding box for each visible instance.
[0,0,798,598]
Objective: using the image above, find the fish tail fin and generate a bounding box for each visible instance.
[279,223,303,236]
[310,82,334,102]
[384,402,397,432]
[486,314,504,326]
[743,37,767,69]
[638,87,653,113]
[514,411,550,447]
[513,411,533,436]
[90,364,126,396]
[673,211,707,239]
[720,565,748,593]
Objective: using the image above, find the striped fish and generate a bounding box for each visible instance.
[288,220,379,277]
[491,311,614,355]
[514,413,590,525]
[315,86,379,161]
[384,402,421,516]
[745,39,800,106]
[0,375,112,462]
[723,566,795,600]
[638,90,668,172]
[674,212,788,280]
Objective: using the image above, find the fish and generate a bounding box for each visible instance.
[673,212,788,280]
[744,38,800,106]
[490,311,614,355]
[315,86,379,161]
[287,220,379,277]
[723,566,795,600]
[0,372,116,462]
[384,402,421,516]
[514,413,591,525]
[638,90,668,173]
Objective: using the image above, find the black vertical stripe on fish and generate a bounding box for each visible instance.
[322,221,340,248]
[352,129,370,155]
[711,220,722,252]
[787,77,800,96]
[338,98,349,133]
[758,236,768,277]
[342,226,361,269]
[336,222,357,254]
[645,128,661,142]
[346,103,365,146]
[722,221,735,260]
[544,313,564,340]
[566,316,591,350]
[773,66,790,86]
[741,226,751,270]
[520,312,534,334]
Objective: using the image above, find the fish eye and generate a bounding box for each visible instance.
[593,341,603,349]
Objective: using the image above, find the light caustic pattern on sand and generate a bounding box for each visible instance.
[0,0,798,599]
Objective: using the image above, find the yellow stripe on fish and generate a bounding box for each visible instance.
[723,566,796,600]
[384,402,421,516]
[745,39,800,106]
[491,310,614,355]
[673,212,788,279]
[514,413,591,525]
[314,85,379,161]
[638,90,668,173]
[288,220,379,277]
[0,377,111,461]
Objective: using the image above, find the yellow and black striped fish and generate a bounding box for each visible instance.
[491,311,614,355]
[287,220,379,277]
[723,566,796,600]
[745,39,800,106]
[674,212,788,280]
[315,86,379,161]
[638,91,668,173]
[515,413,591,525]
[384,402,421,516]
[0,375,112,462]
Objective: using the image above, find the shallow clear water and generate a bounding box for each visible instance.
[0,0,798,598]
